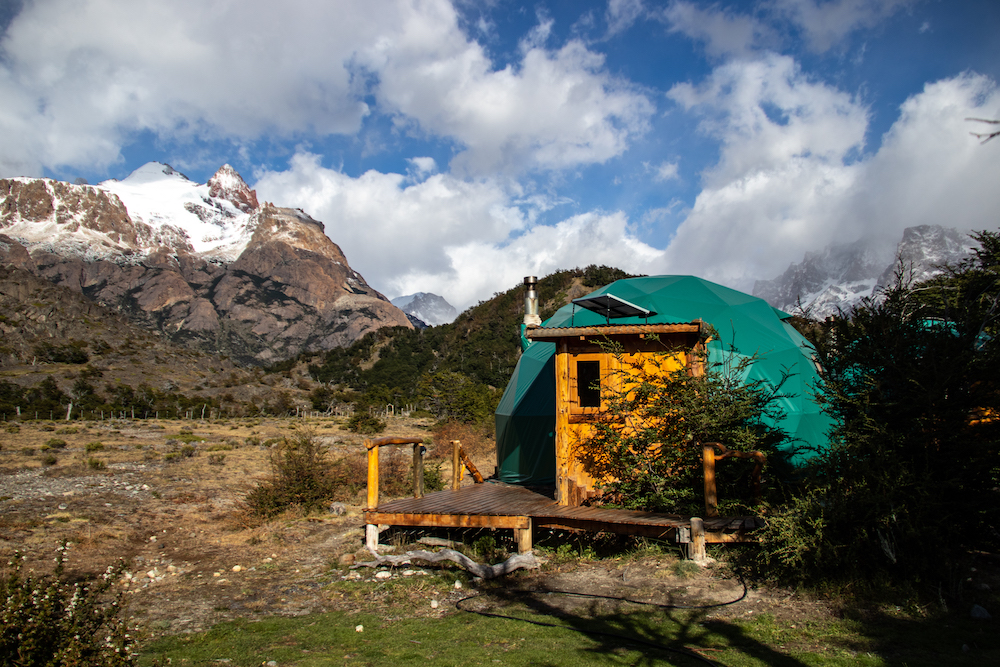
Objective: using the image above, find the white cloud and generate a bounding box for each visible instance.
[769,0,914,53]
[662,60,1000,290]
[254,152,665,309]
[0,0,652,178]
[415,211,666,308]
[606,0,645,36]
[364,8,654,176]
[669,55,868,185]
[0,0,384,175]
[406,157,437,179]
[652,161,680,182]
[660,1,775,59]
[846,73,1000,241]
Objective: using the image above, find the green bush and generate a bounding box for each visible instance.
[86,457,106,471]
[0,545,138,666]
[347,412,386,434]
[42,453,58,466]
[46,438,68,449]
[86,442,104,452]
[244,433,338,519]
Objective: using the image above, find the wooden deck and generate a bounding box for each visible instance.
[364,481,763,553]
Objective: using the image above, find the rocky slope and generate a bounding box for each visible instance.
[753,225,975,318]
[0,164,411,364]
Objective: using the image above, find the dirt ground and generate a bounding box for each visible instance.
[0,415,835,641]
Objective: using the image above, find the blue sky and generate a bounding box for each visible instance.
[1,0,998,309]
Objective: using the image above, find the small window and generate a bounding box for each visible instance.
[577,360,601,408]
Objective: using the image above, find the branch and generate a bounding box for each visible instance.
[966,117,1000,144]
[354,548,539,579]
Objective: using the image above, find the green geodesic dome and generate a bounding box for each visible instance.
[494,275,832,486]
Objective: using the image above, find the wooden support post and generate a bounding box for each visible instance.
[703,442,719,518]
[451,440,461,491]
[366,440,379,510]
[412,443,424,498]
[365,524,379,551]
[690,517,706,562]
[515,519,533,553]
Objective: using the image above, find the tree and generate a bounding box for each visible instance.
[751,232,1000,587]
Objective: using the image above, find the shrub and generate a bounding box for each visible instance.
[244,433,338,519]
[347,412,386,434]
[0,545,137,666]
[576,340,791,515]
[86,457,106,470]
[42,453,58,466]
[208,453,226,466]
[86,442,104,452]
[46,438,68,449]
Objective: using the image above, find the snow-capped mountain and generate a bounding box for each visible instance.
[0,163,412,364]
[391,292,458,327]
[99,162,258,261]
[0,162,258,263]
[753,225,976,318]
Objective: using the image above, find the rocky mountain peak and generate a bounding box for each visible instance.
[753,225,975,318]
[0,169,412,365]
[208,164,259,213]
[391,292,457,326]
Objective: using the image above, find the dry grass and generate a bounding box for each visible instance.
[0,413,508,637]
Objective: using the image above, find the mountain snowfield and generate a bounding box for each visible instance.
[753,225,976,318]
[99,163,258,261]
[0,162,258,263]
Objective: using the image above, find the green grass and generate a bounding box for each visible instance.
[137,590,999,667]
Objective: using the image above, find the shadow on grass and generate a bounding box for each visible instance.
[832,601,999,666]
[464,580,812,667]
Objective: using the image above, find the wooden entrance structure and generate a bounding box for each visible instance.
[363,437,764,559]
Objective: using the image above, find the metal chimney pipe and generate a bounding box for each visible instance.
[523,276,541,327]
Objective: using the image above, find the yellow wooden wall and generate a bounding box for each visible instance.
[553,333,703,506]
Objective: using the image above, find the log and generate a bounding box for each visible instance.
[354,548,539,579]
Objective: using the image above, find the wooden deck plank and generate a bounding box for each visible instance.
[369,482,761,544]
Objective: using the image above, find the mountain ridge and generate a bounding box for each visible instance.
[0,163,411,364]
[753,225,976,318]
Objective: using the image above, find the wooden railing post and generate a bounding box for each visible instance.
[366,439,379,509]
[702,442,719,518]
[412,443,425,498]
[365,439,379,550]
[451,440,461,490]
